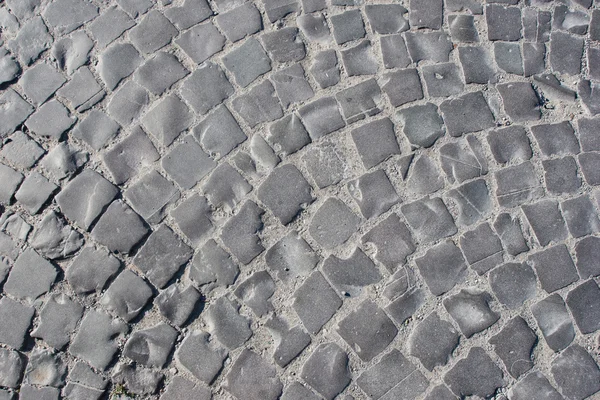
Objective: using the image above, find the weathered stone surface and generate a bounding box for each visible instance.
[7,17,53,65]
[31,293,83,350]
[460,223,503,275]
[100,269,153,321]
[155,284,201,327]
[302,140,347,189]
[444,347,504,398]
[225,349,282,400]
[509,372,562,400]
[408,312,459,371]
[0,297,34,349]
[161,376,211,400]
[340,40,378,77]
[495,162,542,208]
[56,66,104,112]
[330,9,364,44]
[310,50,340,89]
[4,248,56,303]
[490,317,537,378]
[552,345,600,400]
[566,279,600,334]
[444,289,500,337]
[232,80,283,128]
[397,103,445,148]
[52,31,93,75]
[309,198,360,249]
[190,238,238,291]
[293,271,342,334]
[91,200,149,254]
[23,347,66,388]
[401,197,457,245]
[0,348,25,388]
[497,82,541,122]
[124,323,178,368]
[440,91,494,136]
[301,343,350,400]
[111,363,162,395]
[362,214,415,272]
[348,169,398,219]
[489,262,536,309]
[234,271,275,317]
[531,294,575,352]
[265,316,311,368]
[204,297,251,349]
[528,244,578,293]
[66,246,120,295]
[298,97,345,139]
[416,241,466,296]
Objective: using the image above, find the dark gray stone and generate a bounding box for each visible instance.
[223,38,270,88]
[225,349,282,400]
[194,105,245,160]
[330,10,365,44]
[494,41,524,75]
[497,82,540,122]
[23,347,67,388]
[404,32,453,63]
[351,118,400,169]
[522,200,568,247]
[292,271,342,334]
[4,248,56,303]
[66,247,120,295]
[362,214,415,272]
[234,271,275,317]
[531,294,575,352]
[0,163,23,205]
[124,170,179,224]
[18,385,59,400]
[444,289,500,337]
[551,345,600,400]
[205,297,251,349]
[410,0,442,29]
[348,169,398,219]
[447,178,492,226]
[100,269,153,321]
[380,34,410,69]
[102,126,159,184]
[112,363,162,395]
[401,197,457,244]
[216,3,261,42]
[440,136,488,184]
[336,78,382,123]
[281,382,320,400]
[180,62,234,115]
[444,347,504,398]
[579,152,600,185]
[176,22,224,64]
[422,63,464,98]
[340,40,378,77]
[408,312,459,371]
[509,371,562,400]
[489,262,536,309]
[490,317,537,378]
[190,239,238,290]
[523,42,546,77]
[458,46,497,84]
[385,288,425,324]
[460,223,503,275]
[72,110,120,151]
[129,10,177,54]
[297,13,330,43]
[449,14,478,42]
[533,73,576,102]
[302,140,347,188]
[440,91,494,136]
[0,348,24,388]
[494,162,542,208]
[162,136,216,189]
[265,232,318,283]
[566,279,600,334]
[160,376,211,400]
[528,244,578,293]
[487,125,532,164]
[30,210,83,260]
[561,194,600,238]
[323,249,382,297]
[97,43,141,90]
[31,293,83,350]
[0,297,33,349]
[56,67,104,112]
[550,31,584,75]
[397,103,445,148]
[164,0,212,30]
[263,0,298,22]
[270,64,314,108]
[261,27,305,63]
[141,95,193,146]
[531,121,579,156]
[202,163,251,213]
[301,343,350,400]
[124,323,178,368]
[155,284,201,326]
[486,4,521,41]
[309,198,360,249]
[20,63,66,106]
[416,241,467,296]
[39,142,87,180]
[380,68,423,108]
[175,330,227,384]
[88,6,135,48]
[134,52,188,96]
[232,80,283,128]
[578,117,600,152]
[69,309,127,370]
[267,115,310,156]
[422,385,458,400]
[309,50,340,89]
[575,236,600,278]
[52,31,94,75]
[265,316,311,367]
[107,81,148,126]
[365,4,408,34]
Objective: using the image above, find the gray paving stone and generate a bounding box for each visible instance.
[42,0,97,34]
[52,31,94,76]
[528,244,578,293]
[1,132,45,172]
[444,347,504,398]
[531,293,575,352]
[205,296,251,349]
[579,151,600,185]
[155,284,200,326]
[20,63,66,106]
[66,246,120,295]
[142,95,192,147]
[449,14,478,42]
[416,241,467,296]
[0,90,33,138]
[265,232,318,284]
[338,79,382,123]
[348,169,398,219]
[550,31,584,75]
[0,48,19,87]
[409,0,442,29]
[25,99,76,140]
[301,343,350,400]
[566,279,600,334]
[301,0,325,12]
[171,194,214,247]
[88,6,134,48]
[69,309,127,370]
[293,271,341,334]
[222,38,270,88]
[164,0,212,30]
[107,81,148,127]
[309,198,360,249]
[302,140,347,188]
[56,66,104,112]
[523,42,546,77]
[129,10,177,55]
[458,46,497,84]
[578,117,600,152]
[134,225,191,288]
[100,269,153,321]
[551,345,600,400]
[0,348,24,388]
[561,194,600,238]
[7,17,52,65]
[380,68,423,108]
[0,211,32,241]
[522,200,568,247]
[91,200,149,254]
[445,289,500,337]
[364,4,408,34]
[194,106,245,160]
[180,62,234,115]
[265,316,311,367]
[0,163,22,205]
[309,49,340,89]
[575,236,600,278]
[351,118,400,169]
[408,312,459,371]
[261,27,305,64]
[440,91,494,137]
[422,385,458,400]
[439,136,487,184]
[30,210,83,259]
[161,136,215,189]
[4,248,56,302]
[486,4,521,41]
[385,287,425,324]
[56,169,118,230]
[489,261,536,309]
[40,142,87,180]
[380,34,410,69]
[487,125,532,164]
[261,0,297,22]
[495,162,542,208]
[357,350,414,399]
[72,110,119,151]
[103,126,159,184]
[397,103,445,148]
[175,330,226,384]
[297,13,330,44]
[281,382,320,400]
[23,347,66,387]
[202,163,250,213]
[97,43,141,90]
[225,349,282,400]
[124,170,179,224]
[362,214,415,272]
[447,178,492,226]
[270,64,314,108]
[18,385,59,400]
[340,40,378,77]
[489,317,536,378]
[160,376,211,400]
[0,297,33,349]
[422,63,464,98]
[123,323,178,368]
[460,223,503,275]
[176,22,224,64]
[216,3,261,42]
[497,82,540,122]
[232,80,283,128]
[509,371,562,400]
[401,197,457,244]
[404,32,453,63]
[330,9,364,45]
[234,271,275,317]
[533,73,576,102]
[494,41,524,75]
[323,249,381,297]
[133,52,188,96]
[531,121,579,157]
[112,363,163,395]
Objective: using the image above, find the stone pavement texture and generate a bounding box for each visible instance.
[0,0,600,399]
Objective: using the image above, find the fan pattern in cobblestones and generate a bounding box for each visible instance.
[0,0,600,399]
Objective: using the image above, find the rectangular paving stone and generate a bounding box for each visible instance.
[416,240,467,296]
[528,244,579,293]
[176,22,224,64]
[124,170,180,224]
[381,68,423,107]
[336,78,382,123]
[494,162,542,208]
[522,200,568,247]
[350,118,400,169]
[4,248,57,303]
[401,197,457,244]
[550,31,584,75]
[380,34,410,69]
[409,0,442,29]
[0,297,34,349]
[566,279,600,334]
[330,9,365,44]
[486,4,522,41]
[232,80,283,128]
[340,40,378,76]
[129,10,178,55]
[298,97,345,139]
[561,194,600,238]
[180,62,234,115]
[489,262,537,309]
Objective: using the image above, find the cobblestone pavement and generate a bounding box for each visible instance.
[1,0,600,399]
